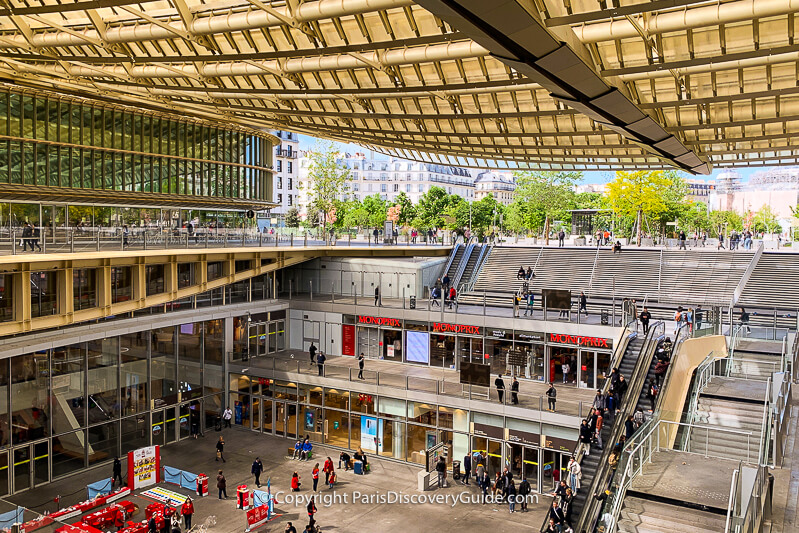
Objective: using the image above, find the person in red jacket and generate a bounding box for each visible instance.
[291,471,301,492]
[312,463,320,492]
[181,497,194,529]
[114,506,127,532]
[322,457,334,485]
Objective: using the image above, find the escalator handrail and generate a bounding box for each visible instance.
[577,321,665,533]
[538,318,638,533]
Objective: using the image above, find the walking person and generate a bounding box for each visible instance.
[717,232,725,249]
[579,291,588,317]
[518,477,531,512]
[507,480,517,513]
[639,307,651,334]
[461,453,471,486]
[435,456,447,488]
[306,498,317,530]
[215,436,225,462]
[323,457,334,485]
[568,457,582,494]
[316,351,326,376]
[580,419,593,456]
[558,229,565,247]
[646,379,659,412]
[595,408,604,449]
[222,407,232,428]
[357,352,365,379]
[374,286,380,306]
[495,374,505,403]
[546,383,557,411]
[308,342,317,367]
[251,457,263,487]
[216,470,227,499]
[678,230,687,250]
[524,291,535,317]
[181,498,194,530]
[511,377,519,405]
[112,456,123,486]
[312,463,320,492]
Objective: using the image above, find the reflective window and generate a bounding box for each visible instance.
[11,352,49,444]
[120,332,148,416]
[111,267,133,304]
[31,271,57,318]
[73,268,97,311]
[87,338,119,423]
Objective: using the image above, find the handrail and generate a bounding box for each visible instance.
[577,321,664,533]
[451,242,474,289]
[532,245,544,276]
[587,243,602,290]
[724,463,742,533]
[731,241,764,306]
[440,243,462,281]
[538,317,638,533]
[756,377,772,466]
[679,351,721,451]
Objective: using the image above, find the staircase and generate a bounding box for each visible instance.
[728,349,781,381]
[739,252,799,309]
[687,396,764,462]
[618,497,727,533]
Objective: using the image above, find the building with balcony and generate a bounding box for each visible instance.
[474,171,516,205]
[264,131,300,227]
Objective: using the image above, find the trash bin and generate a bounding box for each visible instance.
[601,309,609,325]
[214,416,222,431]
[409,295,416,310]
[196,474,208,497]
[236,485,251,509]
[452,461,461,480]
[353,460,363,475]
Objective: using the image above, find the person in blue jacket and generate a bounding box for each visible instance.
[301,439,313,461]
[292,440,302,460]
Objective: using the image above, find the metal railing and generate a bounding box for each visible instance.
[240,356,590,418]
[679,351,723,451]
[576,321,664,533]
[726,463,771,533]
[599,420,760,533]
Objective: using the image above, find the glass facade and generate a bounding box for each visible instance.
[0,319,225,495]
[0,89,272,201]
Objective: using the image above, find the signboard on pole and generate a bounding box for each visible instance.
[128,446,160,489]
[245,504,270,531]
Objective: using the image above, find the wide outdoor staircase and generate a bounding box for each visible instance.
[462,246,753,308]
[687,395,765,462]
[567,336,645,522]
[739,252,799,309]
[617,497,727,533]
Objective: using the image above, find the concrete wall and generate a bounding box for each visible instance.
[289,309,343,357]
[284,256,447,299]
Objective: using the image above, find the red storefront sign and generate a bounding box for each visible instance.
[432,322,482,335]
[342,324,356,356]
[549,333,611,348]
[357,315,401,327]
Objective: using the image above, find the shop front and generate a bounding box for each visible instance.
[547,333,613,389]
[506,420,541,493]
[542,433,578,491]
[355,315,403,360]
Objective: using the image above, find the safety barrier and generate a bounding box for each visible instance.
[163,467,198,491]
[87,478,114,499]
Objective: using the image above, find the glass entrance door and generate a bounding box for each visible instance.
[262,400,274,434]
[472,437,502,477]
[178,403,191,440]
[274,402,286,437]
[152,410,165,446]
[506,442,523,479]
[357,328,380,359]
[12,441,48,493]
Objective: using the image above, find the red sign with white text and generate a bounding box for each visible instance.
[549,333,612,349]
[245,504,270,531]
[342,324,356,356]
[432,322,482,335]
[357,315,401,327]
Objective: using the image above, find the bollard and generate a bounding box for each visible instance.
[291,234,294,246]
[96,229,101,251]
[304,234,307,247]
[205,232,209,248]
[259,232,263,247]
[11,229,16,255]
[144,232,148,250]
[70,229,74,253]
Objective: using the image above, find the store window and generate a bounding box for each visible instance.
[324,409,349,448]
[207,262,223,282]
[73,269,97,310]
[87,338,119,422]
[151,326,178,406]
[120,332,148,416]
[30,271,58,318]
[145,264,165,295]
[51,344,87,431]
[177,263,195,288]
[111,267,132,304]
[324,388,349,410]
[408,402,436,425]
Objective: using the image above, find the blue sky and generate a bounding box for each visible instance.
[298,134,757,185]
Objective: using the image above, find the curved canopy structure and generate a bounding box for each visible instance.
[0,0,793,172]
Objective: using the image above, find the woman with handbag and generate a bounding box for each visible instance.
[216,436,225,462]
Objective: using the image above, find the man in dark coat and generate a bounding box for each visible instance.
[495,374,505,403]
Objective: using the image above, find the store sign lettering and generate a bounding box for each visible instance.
[358,315,401,327]
[433,322,482,335]
[549,333,610,348]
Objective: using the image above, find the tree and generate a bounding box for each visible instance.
[362,194,388,228]
[709,210,743,234]
[606,170,685,244]
[390,192,416,225]
[752,205,781,234]
[511,171,581,243]
[305,141,350,233]
[285,207,300,228]
[416,186,454,229]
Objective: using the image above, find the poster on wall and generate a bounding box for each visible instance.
[342,325,356,356]
[360,416,379,453]
[128,445,160,489]
[406,331,429,364]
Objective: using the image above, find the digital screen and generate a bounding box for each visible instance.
[543,289,572,310]
[180,323,194,335]
[459,362,490,387]
[406,331,430,364]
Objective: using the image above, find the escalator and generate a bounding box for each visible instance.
[444,244,464,281]
[575,322,665,533]
[564,334,644,525]
[456,244,484,290]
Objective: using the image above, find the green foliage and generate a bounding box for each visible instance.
[390,192,416,225]
[709,210,743,233]
[416,186,460,229]
[305,140,350,230]
[606,170,688,240]
[752,205,781,234]
[285,207,300,228]
[362,194,388,227]
[509,170,581,236]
